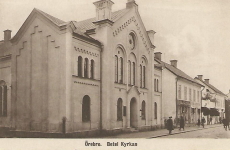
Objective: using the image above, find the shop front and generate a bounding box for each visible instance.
[177,100,191,124]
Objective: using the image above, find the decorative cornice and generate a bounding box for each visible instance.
[93,19,114,26]
[74,46,99,57]
[74,81,99,87]
[113,16,151,53]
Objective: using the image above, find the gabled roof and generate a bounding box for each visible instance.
[155,58,203,87]
[73,8,130,32]
[35,8,66,26]
[11,8,101,45]
[195,78,226,96]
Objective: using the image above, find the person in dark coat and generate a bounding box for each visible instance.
[223,118,227,130]
[197,119,200,127]
[179,116,185,131]
[167,116,174,134]
[201,117,206,128]
[222,118,229,131]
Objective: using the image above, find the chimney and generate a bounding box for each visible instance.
[93,0,114,22]
[170,60,177,68]
[204,79,209,84]
[154,52,162,61]
[126,0,138,9]
[197,75,203,80]
[4,30,11,41]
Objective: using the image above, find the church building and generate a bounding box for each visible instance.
[0,0,158,136]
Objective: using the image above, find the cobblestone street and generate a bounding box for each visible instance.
[159,125,230,138]
[104,124,223,138]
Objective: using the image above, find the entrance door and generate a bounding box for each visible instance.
[130,98,137,128]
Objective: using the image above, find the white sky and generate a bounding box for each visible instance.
[0,0,230,94]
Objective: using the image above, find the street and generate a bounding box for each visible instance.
[104,124,227,138]
[158,126,230,138]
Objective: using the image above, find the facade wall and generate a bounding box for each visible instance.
[0,57,11,127]
[162,69,177,122]
[70,38,101,132]
[153,67,163,127]
[11,15,69,132]
[91,6,155,131]
[195,79,225,125]
[177,79,201,124]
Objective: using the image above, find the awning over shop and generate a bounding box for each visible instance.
[210,108,220,116]
[201,107,210,116]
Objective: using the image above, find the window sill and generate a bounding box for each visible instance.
[82,120,91,123]
[115,82,126,85]
[72,75,100,81]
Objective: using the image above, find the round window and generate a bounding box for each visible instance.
[129,33,135,50]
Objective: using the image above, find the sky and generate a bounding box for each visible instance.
[0,0,230,94]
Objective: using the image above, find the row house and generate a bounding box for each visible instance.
[195,76,226,124]
[154,52,203,126]
[225,90,230,122]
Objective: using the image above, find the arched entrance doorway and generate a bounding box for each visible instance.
[130,98,137,128]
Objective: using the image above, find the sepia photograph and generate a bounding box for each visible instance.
[0,0,230,149]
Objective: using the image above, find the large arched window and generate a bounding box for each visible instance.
[143,66,146,88]
[128,60,131,85]
[141,101,146,119]
[140,57,147,88]
[78,56,83,77]
[119,57,123,83]
[117,98,123,121]
[84,58,89,78]
[82,95,90,122]
[156,79,158,92]
[154,102,157,119]
[129,53,136,86]
[0,81,7,117]
[90,59,94,79]
[115,47,125,84]
[140,65,142,87]
[132,62,135,85]
[115,55,118,82]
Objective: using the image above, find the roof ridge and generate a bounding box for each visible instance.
[197,78,225,95]
[155,58,202,85]
[34,8,66,26]
[75,8,130,32]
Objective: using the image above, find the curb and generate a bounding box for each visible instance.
[148,125,221,138]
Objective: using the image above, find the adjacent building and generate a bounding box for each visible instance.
[195,76,226,124]
[154,52,203,126]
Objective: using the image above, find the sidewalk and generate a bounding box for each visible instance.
[103,124,222,138]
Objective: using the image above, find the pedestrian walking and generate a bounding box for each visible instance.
[210,117,212,125]
[179,116,185,131]
[219,117,222,124]
[197,119,200,127]
[201,117,206,128]
[222,118,229,131]
[167,116,174,134]
[226,119,230,130]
